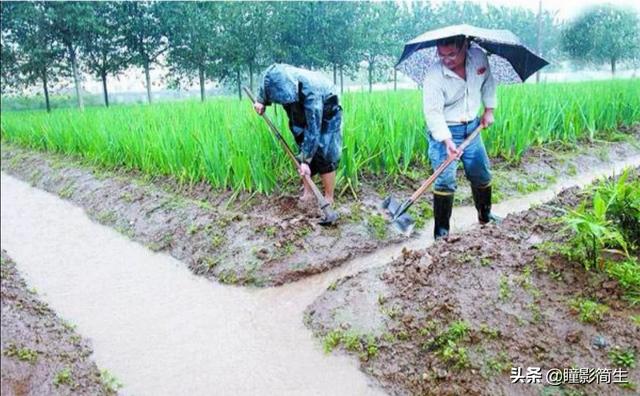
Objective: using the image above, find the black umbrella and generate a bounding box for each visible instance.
[396,24,549,84]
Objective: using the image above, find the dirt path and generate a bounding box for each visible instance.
[2,154,639,394]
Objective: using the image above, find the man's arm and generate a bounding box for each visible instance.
[480,54,497,128]
[423,77,459,158]
[423,78,450,142]
[299,91,323,166]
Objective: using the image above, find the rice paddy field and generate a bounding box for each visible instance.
[2,79,639,195]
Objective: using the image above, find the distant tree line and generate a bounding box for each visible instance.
[1,1,637,112]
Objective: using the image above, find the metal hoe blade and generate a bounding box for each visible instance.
[318,205,339,226]
[381,195,415,234]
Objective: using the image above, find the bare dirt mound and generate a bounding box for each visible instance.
[1,251,118,395]
[305,174,640,395]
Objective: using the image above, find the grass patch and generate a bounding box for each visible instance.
[3,344,38,363]
[367,213,387,240]
[423,320,471,369]
[100,369,124,392]
[569,298,608,324]
[322,329,379,360]
[53,367,74,387]
[609,346,636,368]
[498,274,511,301]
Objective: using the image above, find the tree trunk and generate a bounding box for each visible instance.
[611,57,616,76]
[333,63,337,85]
[237,67,242,100]
[368,61,373,93]
[144,60,152,104]
[394,68,397,91]
[42,70,51,113]
[101,71,109,107]
[199,65,205,102]
[340,65,344,94]
[536,0,542,83]
[249,62,254,92]
[69,45,84,111]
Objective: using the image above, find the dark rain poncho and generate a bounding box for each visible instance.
[256,64,342,165]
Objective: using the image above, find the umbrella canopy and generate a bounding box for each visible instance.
[396,24,549,85]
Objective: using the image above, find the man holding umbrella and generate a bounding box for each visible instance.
[395,24,548,239]
[423,35,499,239]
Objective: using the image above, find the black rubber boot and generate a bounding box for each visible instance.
[471,184,501,224]
[433,193,454,240]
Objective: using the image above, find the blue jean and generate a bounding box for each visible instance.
[427,117,491,193]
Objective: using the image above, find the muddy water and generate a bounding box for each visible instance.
[1,154,639,395]
[1,173,385,396]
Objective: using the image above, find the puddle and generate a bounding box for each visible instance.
[1,154,638,395]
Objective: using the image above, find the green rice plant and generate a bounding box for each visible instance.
[2,80,639,194]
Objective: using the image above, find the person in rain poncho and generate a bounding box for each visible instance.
[423,36,501,240]
[253,64,343,204]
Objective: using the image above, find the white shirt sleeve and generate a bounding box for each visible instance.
[480,53,497,109]
[422,75,451,142]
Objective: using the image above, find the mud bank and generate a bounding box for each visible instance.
[1,252,118,395]
[1,126,638,287]
[0,144,405,287]
[305,172,640,395]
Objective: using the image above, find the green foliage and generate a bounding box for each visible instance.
[560,169,640,306]
[422,320,472,369]
[424,320,470,350]
[322,330,342,353]
[367,213,387,240]
[482,352,511,378]
[3,343,38,363]
[606,258,640,305]
[498,274,511,301]
[437,340,470,369]
[561,5,640,74]
[160,2,223,100]
[609,346,636,368]
[563,193,629,271]
[596,169,640,249]
[479,324,500,339]
[569,298,608,324]
[322,329,379,360]
[2,81,639,193]
[53,367,74,386]
[100,369,124,393]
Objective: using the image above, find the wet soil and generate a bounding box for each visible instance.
[305,172,640,396]
[1,251,117,395]
[1,125,638,287]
